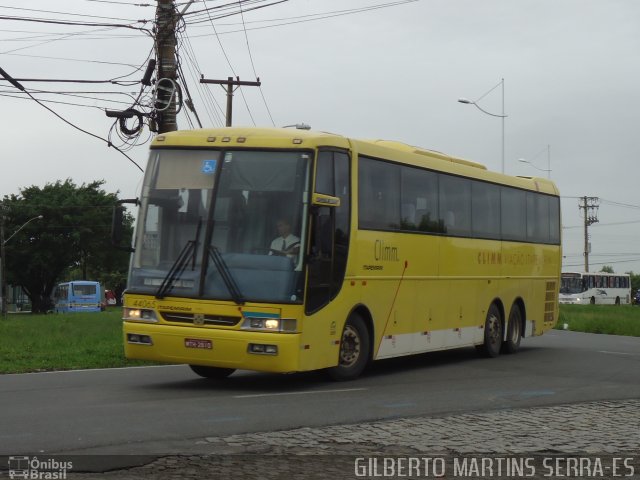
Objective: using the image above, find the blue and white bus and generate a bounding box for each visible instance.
[53,281,103,313]
[559,272,631,305]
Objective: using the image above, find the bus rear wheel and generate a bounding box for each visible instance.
[477,304,503,358]
[590,297,596,305]
[189,365,236,379]
[502,304,522,354]
[327,313,370,381]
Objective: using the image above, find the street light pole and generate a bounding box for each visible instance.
[0,220,5,318]
[2,215,43,245]
[501,78,505,175]
[1,214,43,316]
[518,144,551,179]
[458,78,507,174]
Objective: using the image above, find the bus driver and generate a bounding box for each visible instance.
[269,219,300,257]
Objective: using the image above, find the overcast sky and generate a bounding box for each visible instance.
[2,0,639,273]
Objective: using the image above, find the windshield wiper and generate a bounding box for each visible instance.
[208,245,245,305]
[155,219,202,299]
[155,241,195,299]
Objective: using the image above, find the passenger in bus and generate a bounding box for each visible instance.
[269,219,300,258]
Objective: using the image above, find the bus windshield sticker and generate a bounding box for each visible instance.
[201,159,217,175]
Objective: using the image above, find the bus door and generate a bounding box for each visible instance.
[305,150,351,314]
[54,284,70,313]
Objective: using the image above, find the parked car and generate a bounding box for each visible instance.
[634,290,640,305]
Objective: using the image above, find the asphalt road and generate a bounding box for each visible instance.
[1,330,639,457]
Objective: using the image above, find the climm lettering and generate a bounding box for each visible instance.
[374,240,399,262]
[477,251,543,266]
[478,251,502,265]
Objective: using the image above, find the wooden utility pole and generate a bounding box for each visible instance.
[154,0,178,133]
[200,76,261,126]
[579,196,599,272]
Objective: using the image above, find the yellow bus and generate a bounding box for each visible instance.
[114,127,561,380]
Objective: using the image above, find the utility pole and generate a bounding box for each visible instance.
[0,218,5,317]
[154,0,178,133]
[579,196,599,272]
[200,76,261,126]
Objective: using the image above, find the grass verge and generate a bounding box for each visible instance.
[557,304,640,337]
[3,304,637,375]
[0,308,157,374]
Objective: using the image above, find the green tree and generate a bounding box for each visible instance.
[627,271,640,300]
[2,179,133,312]
[600,265,614,273]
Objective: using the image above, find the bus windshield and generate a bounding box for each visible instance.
[560,275,584,294]
[128,148,311,304]
[73,283,97,296]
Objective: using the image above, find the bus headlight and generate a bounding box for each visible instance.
[241,317,297,332]
[124,307,158,322]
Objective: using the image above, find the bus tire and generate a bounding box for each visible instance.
[615,297,620,305]
[327,313,371,381]
[590,297,596,305]
[477,303,502,358]
[189,365,235,379]
[502,304,522,354]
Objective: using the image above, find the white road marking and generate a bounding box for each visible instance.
[598,350,639,357]
[233,388,367,399]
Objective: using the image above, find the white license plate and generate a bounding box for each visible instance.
[184,338,212,349]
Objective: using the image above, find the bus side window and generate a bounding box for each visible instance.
[401,203,416,227]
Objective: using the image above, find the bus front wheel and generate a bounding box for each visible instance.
[477,304,502,358]
[189,365,236,379]
[327,313,371,381]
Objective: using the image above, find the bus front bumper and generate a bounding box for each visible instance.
[123,321,302,373]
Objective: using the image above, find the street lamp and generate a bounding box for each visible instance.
[282,123,311,130]
[518,145,551,179]
[458,78,507,174]
[1,214,43,316]
[3,215,43,245]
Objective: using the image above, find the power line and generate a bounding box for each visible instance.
[200,0,258,126]
[0,15,150,32]
[0,5,147,23]
[1,52,141,69]
[0,91,136,109]
[184,0,419,35]
[565,252,640,256]
[600,198,640,210]
[563,258,640,268]
[0,77,138,85]
[1,23,149,56]
[0,67,143,172]
[80,0,153,5]
[178,29,224,126]
[563,220,640,229]
[238,0,275,126]
[182,0,282,23]
[1,30,148,42]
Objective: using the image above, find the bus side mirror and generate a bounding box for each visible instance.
[311,192,340,208]
[111,198,138,252]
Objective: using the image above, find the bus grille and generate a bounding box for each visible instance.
[160,312,241,327]
[544,281,556,323]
